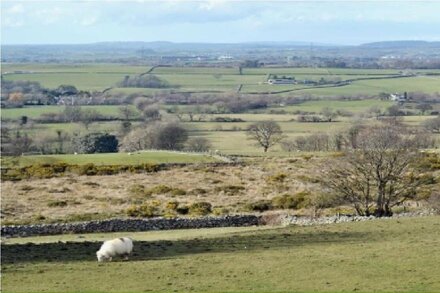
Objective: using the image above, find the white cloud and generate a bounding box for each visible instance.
[5,3,25,14]
[80,15,98,26]
[2,17,24,28]
[34,7,65,25]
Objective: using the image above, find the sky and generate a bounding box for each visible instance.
[1,0,440,45]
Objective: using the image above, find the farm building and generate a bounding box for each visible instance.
[268,78,296,85]
[389,92,408,102]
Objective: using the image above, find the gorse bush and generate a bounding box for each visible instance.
[245,200,272,212]
[266,173,288,183]
[47,200,68,208]
[214,185,245,195]
[126,201,162,218]
[2,163,160,181]
[271,192,309,210]
[189,202,212,216]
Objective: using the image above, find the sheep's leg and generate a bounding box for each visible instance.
[124,254,129,260]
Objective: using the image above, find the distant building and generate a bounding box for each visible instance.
[218,55,233,61]
[389,92,408,103]
[268,78,296,85]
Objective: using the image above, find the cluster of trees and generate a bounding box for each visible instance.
[120,122,188,152]
[71,133,118,154]
[118,75,170,88]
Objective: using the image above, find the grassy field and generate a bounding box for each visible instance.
[3,64,440,95]
[1,151,219,168]
[1,105,139,120]
[2,216,440,292]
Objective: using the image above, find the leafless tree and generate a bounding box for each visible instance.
[118,105,137,121]
[324,123,429,217]
[423,116,440,133]
[247,121,284,152]
[186,137,212,152]
[120,122,188,152]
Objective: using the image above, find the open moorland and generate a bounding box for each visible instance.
[2,216,440,292]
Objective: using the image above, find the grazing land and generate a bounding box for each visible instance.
[3,64,440,95]
[1,151,219,168]
[2,216,440,292]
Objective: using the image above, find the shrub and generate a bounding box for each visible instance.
[245,200,272,212]
[47,200,68,208]
[71,133,118,154]
[267,173,287,183]
[171,188,187,196]
[415,152,440,171]
[214,185,245,195]
[190,188,208,195]
[213,207,230,216]
[189,202,212,216]
[129,184,151,197]
[149,185,173,194]
[165,201,179,211]
[76,163,98,176]
[271,193,308,210]
[20,185,34,191]
[126,201,161,218]
[176,205,189,215]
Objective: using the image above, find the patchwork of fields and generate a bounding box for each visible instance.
[3,63,440,95]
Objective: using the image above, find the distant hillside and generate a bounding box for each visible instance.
[361,40,440,48]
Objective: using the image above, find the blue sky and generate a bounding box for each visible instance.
[2,0,440,45]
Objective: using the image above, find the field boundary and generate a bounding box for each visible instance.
[1,215,261,237]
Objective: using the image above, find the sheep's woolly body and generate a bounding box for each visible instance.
[96,237,133,262]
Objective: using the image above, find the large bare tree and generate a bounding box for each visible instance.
[325,123,428,217]
[247,121,284,152]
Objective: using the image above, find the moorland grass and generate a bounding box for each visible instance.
[1,151,219,168]
[1,216,439,292]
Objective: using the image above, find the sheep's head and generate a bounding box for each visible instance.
[96,251,109,262]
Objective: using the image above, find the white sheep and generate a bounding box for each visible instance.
[96,237,133,262]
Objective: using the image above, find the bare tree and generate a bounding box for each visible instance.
[324,123,429,217]
[416,103,433,115]
[247,121,284,152]
[321,107,337,122]
[186,137,212,152]
[118,105,137,121]
[423,116,440,133]
[120,122,188,152]
[80,108,100,130]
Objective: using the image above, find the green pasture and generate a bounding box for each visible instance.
[151,66,240,75]
[2,216,439,292]
[3,63,440,95]
[1,105,139,120]
[280,99,394,113]
[3,73,128,91]
[291,76,440,96]
[1,151,218,168]
[243,67,403,75]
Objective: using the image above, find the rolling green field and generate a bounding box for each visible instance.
[2,216,439,292]
[1,151,219,167]
[3,64,440,95]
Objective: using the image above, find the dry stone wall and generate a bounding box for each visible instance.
[1,215,260,238]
